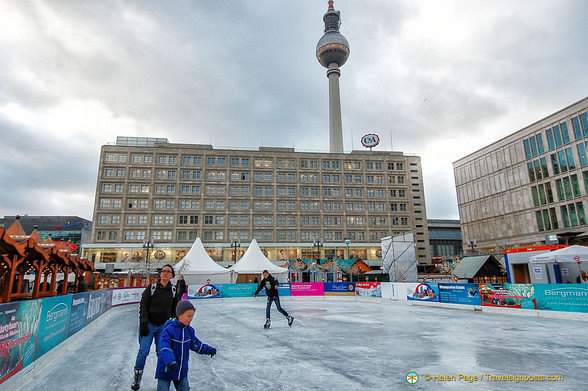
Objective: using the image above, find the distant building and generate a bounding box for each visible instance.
[0,215,92,255]
[453,97,588,253]
[427,219,462,258]
[83,137,431,268]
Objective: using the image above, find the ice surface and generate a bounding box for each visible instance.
[13,298,588,390]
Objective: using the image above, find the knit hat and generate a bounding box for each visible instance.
[176,300,195,317]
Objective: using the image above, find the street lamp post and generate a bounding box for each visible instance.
[313,238,323,264]
[344,237,351,281]
[467,239,477,255]
[231,239,241,264]
[143,237,155,284]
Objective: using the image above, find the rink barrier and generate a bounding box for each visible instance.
[2,281,588,385]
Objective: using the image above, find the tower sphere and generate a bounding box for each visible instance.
[316,1,350,68]
[316,32,350,68]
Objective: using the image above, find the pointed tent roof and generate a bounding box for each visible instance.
[6,216,28,241]
[174,237,229,275]
[229,239,288,274]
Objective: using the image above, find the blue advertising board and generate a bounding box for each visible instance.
[0,300,42,385]
[324,282,355,296]
[188,284,223,299]
[86,290,110,325]
[406,282,440,302]
[534,284,588,313]
[257,282,291,297]
[35,295,73,359]
[68,292,90,337]
[438,283,481,305]
[222,283,257,298]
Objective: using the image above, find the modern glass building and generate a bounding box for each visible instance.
[0,215,92,254]
[453,97,588,253]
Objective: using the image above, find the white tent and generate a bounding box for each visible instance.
[174,237,230,284]
[529,245,588,264]
[529,245,587,283]
[229,239,289,283]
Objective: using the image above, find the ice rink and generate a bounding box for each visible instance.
[14,298,588,390]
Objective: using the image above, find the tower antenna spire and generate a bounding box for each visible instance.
[316,1,350,154]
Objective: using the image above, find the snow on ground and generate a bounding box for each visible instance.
[14,298,588,390]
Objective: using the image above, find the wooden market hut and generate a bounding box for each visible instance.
[0,216,95,303]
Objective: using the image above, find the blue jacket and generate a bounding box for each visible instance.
[155,319,215,381]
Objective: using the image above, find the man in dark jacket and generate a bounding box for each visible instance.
[176,275,187,300]
[132,264,178,391]
[254,270,294,328]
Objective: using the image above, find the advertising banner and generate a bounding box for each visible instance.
[68,293,90,337]
[405,283,440,302]
[188,284,223,299]
[355,282,382,297]
[479,283,536,309]
[221,284,257,298]
[438,283,481,305]
[257,283,291,297]
[534,284,588,313]
[35,295,73,359]
[324,282,355,296]
[111,287,145,307]
[86,290,111,325]
[290,283,324,296]
[0,300,42,385]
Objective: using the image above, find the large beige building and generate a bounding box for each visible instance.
[454,97,588,253]
[83,137,430,268]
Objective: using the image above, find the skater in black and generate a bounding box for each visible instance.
[254,270,294,328]
[131,264,178,390]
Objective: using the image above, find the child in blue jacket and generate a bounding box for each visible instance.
[155,300,217,391]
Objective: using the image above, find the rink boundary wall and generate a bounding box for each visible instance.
[2,282,588,386]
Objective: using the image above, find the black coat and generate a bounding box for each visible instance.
[139,281,177,326]
[176,278,187,299]
[254,275,280,298]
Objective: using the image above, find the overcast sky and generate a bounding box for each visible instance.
[1,0,586,222]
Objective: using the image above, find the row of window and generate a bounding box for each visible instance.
[523,112,588,158]
[531,171,587,208]
[98,197,410,212]
[98,213,409,227]
[105,153,410,171]
[535,201,587,232]
[95,229,394,242]
[104,169,409,185]
[528,142,588,183]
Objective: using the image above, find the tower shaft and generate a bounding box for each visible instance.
[327,64,344,153]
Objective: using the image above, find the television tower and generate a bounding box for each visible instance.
[316,1,350,153]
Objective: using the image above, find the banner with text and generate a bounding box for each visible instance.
[86,290,111,325]
[534,284,588,313]
[35,295,73,359]
[479,283,536,309]
[0,300,42,385]
[111,287,145,307]
[324,282,355,296]
[290,283,325,296]
[68,292,90,337]
[257,283,291,297]
[438,283,481,305]
[355,282,382,297]
[221,284,257,298]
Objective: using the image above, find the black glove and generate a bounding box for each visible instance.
[210,348,217,357]
[140,323,149,337]
[166,361,177,372]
